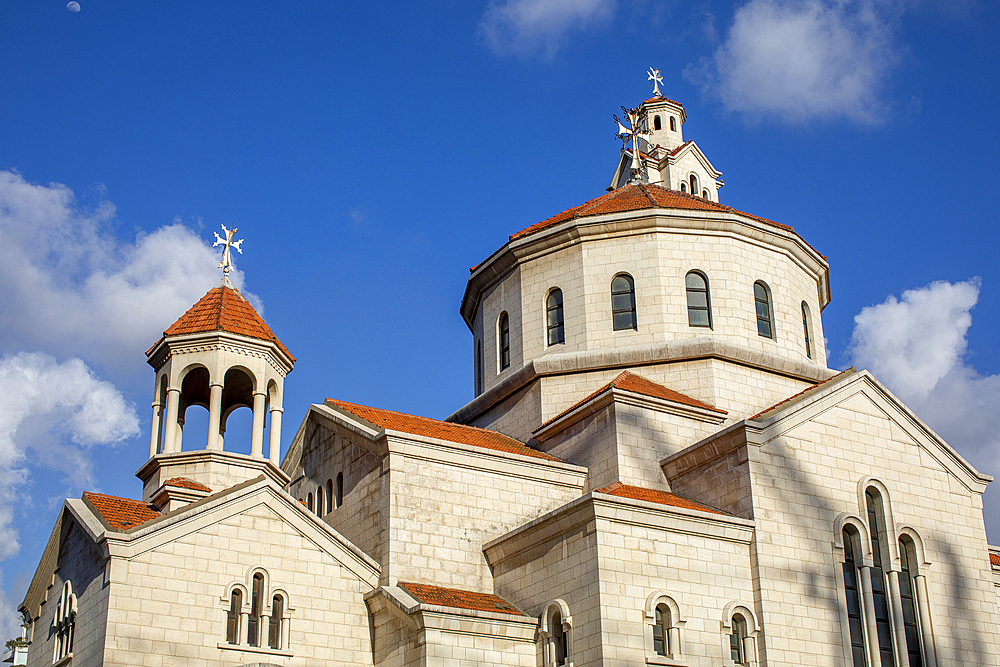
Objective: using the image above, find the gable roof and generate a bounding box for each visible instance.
[595,481,726,515]
[149,283,294,361]
[751,367,857,421]
[399,582,525,616]
[509,183,793,243]
[534,370,725,434]
[325,398,561,462]
[82,492,160,531]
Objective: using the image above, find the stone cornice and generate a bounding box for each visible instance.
[146,329,294,376]
[447,337,836,426]
[135,450,291,488]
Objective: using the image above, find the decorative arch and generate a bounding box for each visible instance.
[857,477,900,566]
[221,571,293,654]
[689,173,699,195]
[546,287,565,346]
[721,602,759,666]
[643,591,686,661]
[539,599,573,667]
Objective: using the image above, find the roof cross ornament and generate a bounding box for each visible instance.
[213,224,243,278]
[647,67,663,97]
[614,105,651,184]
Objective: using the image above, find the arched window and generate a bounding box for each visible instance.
[546,289,565,346]
[248,573,264,647]
[611,274,637,331]
[842,528,867,667]
[475,339,483,395]
[729,614,748,665]
[653,603,670,655]
[654,115,662,130]
[866,489,896,666]
[498,312,510,371]
[689,173,698,194]
[551,611,567,665]
[645,592,684,661]
[680,181,687,193]
[702,189,709,199]
[53,580,77,662]
[540,601,571,667]
[670,116,677,131]
[801,302,813,358]
[306,492,313,512]
[685,271,712,328]
[336,472,344,508]
[754,281,774,339]
[226,589,242,645]
[316,485,324,517]
[268,594,284,650]
[326,479,334,514]
[898,538,925,667]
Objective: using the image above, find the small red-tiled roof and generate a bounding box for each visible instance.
[399,582,524,616]
[509,183,792,242]
[325,399,561,462]
[669,140,694,156]
[750,368,856,421]
[163,477,212,492]
[990,552,1000,568]
[595,482,725,515]
[642,96,685,109]
[149,284,294,361]
[535,370,725,434]
[83,492,160,531]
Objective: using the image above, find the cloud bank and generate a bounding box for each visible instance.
[0,170,256,382]
[479,0,616,59]
[848,279,1000,536]
[687,0,906,123]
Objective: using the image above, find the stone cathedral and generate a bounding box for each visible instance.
[15,83,1000,667]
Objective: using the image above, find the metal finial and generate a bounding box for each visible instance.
[647,67,663,97]
[614,105,652,184]
[213,224,243,278]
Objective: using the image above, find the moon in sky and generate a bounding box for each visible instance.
[66,2,81,12]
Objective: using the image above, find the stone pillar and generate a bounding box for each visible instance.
[915,575,937,667]
[162,388,181,454]
[743,636,757,666]
[239,612,249,646]
[888,570,908,662]
[148,399,162,458]
[207,382,224,451]
[668,627,681,658]
[250,391,266,459]
[280,617,289,651]
[859,565,881,667]
[268,407,283,465]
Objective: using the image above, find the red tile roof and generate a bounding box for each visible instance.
[535,370,725,434]
[83,492,161,531]
[990,552,1000,568]
[149,284,294,361]
[325,399,561,462]
[509,183,793,242]
[163,477,212,492]
[399,582,525,616]
[595,482,726,515]
[642,96,685,109]
[750,368,856,421]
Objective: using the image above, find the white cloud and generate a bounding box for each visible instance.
[479,0,616,59]
[0,170,259,382]
[687,0,905,123]
[847,279,1000,538]
[0,352,139,561]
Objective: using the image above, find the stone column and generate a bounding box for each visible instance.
[250,391,266,459]
[162,388,181,453]
[888,570,908,662]
[859,565,881,667]
[148,399,162,458]
[668,626,681,658]
[207,382,224,451]
[268,407,283,465]
[239,612,249,646]
[280,617,289,651]
[915,575,937,667]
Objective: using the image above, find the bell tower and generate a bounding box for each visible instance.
[137,227,295,510]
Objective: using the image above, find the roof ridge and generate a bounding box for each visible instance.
[636,183,659,208]
[328,398,516,438]
[750,367,855,420]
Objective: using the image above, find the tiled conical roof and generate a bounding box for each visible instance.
[150,283,294,361]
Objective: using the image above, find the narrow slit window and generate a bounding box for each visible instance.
[866,491,896,667]
[611,274,637,331]
[268,595,283,650]
[680,182,687,192]
[498,312,510,370]
[730,614,747,665]
[689,174,698,194]
[326,479,333,514]
[316,485,324,517]
[551,611,567,666]
[685,271,712,328]
[754,281,774,339]
[546,289,565,346]
[702,189,709,199]
[654,115,662,130]
[842,530,867,667]
[306,493,313,512]
[802,302,813,358]
[653,603,670,656]
[898,540,925,667]
[670,116,677,131]
[336,472,344,508]
[226,589,242,645]
[248,573,263,647]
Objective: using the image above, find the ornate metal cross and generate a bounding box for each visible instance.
[648,67,663,97]
[213,224,243,277]
[614,105,651,184]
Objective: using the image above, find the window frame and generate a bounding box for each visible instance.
[539,599,573,667]
[611,273,637,331]
[753,281,775,340]
[801,301,813,359]
[685,271,712,329]
[326,479,333,514]
[336,472,344,508]
[220,571,293,657]
[546,288,565,346]
[644,591,687,666]
[720,603,758,667]
[498,312,511,371]
[654,115,662,131]
[670,116,677,131]
[52,580,77,664]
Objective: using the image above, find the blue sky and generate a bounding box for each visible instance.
[1,0,998,637]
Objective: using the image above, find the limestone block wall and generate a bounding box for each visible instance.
[664,427,754,520]
[540,403,620,491]
[384,443,586,592]
[466,380,542,443]
[745,384,1000,666]
[669,150,717,199]
[26,517,109,667]
[102,504,374,666]
[290,421,384,562]
[480,266,523,394]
